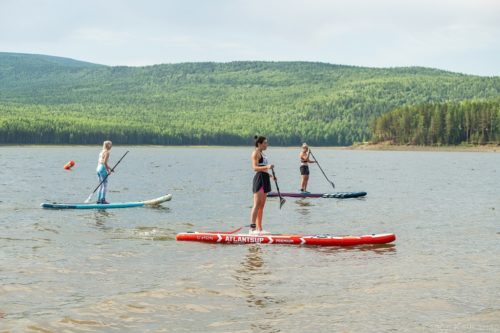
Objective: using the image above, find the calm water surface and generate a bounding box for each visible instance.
[0,146,499,332]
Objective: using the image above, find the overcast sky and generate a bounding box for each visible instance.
[1,0,499,75]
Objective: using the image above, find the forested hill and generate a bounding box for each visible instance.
[0,52,102,80]
[1,52,499,145]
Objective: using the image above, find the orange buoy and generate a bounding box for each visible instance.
[64,160,75,170]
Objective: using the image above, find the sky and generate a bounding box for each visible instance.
[1,0,499,76]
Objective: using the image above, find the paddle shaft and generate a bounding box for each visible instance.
[270,168,286,208]
[85,150,129,202]
[309,149,335,189]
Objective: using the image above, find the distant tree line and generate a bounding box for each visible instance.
[372,100,500,145]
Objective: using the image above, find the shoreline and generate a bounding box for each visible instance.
[346,142,499,153]
[0,143,498,152]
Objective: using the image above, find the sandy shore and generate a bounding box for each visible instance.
[347,142,499,152]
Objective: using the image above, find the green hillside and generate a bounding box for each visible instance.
[0,52,499,145]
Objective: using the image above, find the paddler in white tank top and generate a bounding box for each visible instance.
[96,140,112,204]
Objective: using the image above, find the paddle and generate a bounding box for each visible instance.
[84,150,129,203]
[270,168,286,209]
[309,149,335,189]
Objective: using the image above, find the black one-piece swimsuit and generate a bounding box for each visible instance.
[252,154,271,193]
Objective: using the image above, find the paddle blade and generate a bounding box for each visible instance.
[84,193,93,203]
[279,197,286,209]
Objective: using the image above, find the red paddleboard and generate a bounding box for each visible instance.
[176,230,395,246]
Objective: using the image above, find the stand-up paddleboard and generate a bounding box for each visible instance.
[267,191,367,199]
[41,194,172,209]
[176,229,395,246]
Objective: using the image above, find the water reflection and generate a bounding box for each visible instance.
[294,198,313,207]
[233,245,283,332]
[308,243,397,255]
[93,210,114,228]
[294,198,313,216]
[234,245,266,307]
[148,205,171,212]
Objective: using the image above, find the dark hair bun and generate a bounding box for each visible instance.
[254,135,267,147]
[254,135,258,140]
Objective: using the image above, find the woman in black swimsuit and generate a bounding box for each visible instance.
[250,136,274,235]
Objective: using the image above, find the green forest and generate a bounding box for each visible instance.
[1,52,499,145]
[372,100,500,145]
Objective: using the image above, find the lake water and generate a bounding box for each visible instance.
[0,146,499,332]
